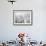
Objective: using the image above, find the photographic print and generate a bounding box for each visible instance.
[13,10,32,25]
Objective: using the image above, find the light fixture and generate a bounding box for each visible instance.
[8,0,16,4]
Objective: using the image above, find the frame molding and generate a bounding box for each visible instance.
[13,10,33,26]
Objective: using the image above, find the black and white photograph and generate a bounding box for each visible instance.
[13,10,32,25]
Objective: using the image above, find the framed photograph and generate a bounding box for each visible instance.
[13,10,33,25]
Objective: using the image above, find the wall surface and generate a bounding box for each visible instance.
[0,0,46,42]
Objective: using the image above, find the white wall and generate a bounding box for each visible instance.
[0,0,46,42]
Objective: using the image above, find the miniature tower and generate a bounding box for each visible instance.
[18,32,25,46]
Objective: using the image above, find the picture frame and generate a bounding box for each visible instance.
[13,10,33,26]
